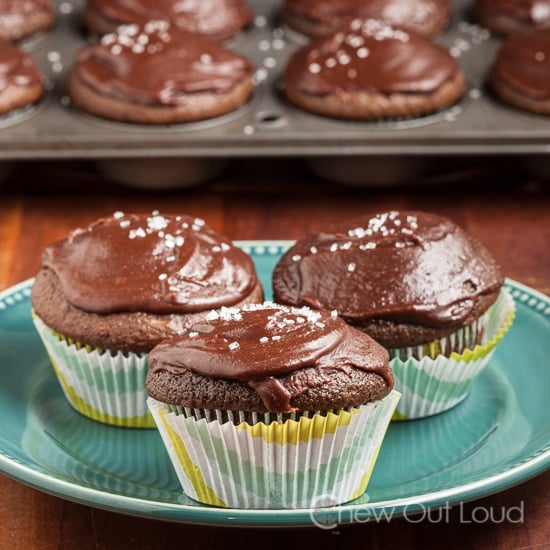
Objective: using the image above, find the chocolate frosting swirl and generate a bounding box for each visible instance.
[73,21,254,105]
[87,0,254,37]
[43,211,259,315]
[149,303,392,412]
[285,0,451,33]
[284,18,459,95]
[492,28,550,98]
[272,211,504,327]
[0,41,43,91]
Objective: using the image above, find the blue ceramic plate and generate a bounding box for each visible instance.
[1,241,549,527]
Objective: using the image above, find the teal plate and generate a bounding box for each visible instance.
[1,241,549,527]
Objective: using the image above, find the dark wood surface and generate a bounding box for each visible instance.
[1,157,549,549]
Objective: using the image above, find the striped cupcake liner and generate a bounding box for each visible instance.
[33,315,155,428]
[390,288,515,420]
[147,390,400,509]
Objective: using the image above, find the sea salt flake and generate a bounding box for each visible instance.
[228,341,240,351]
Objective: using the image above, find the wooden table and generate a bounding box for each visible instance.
[1,157,549,549]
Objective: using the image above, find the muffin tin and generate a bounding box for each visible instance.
[1,0,549,185]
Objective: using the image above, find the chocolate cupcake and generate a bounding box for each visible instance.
[146,302,400,508]
[282,0,452,39]
[0,39,44,116]
[82,0,254,41]
[31,211,263,427]
[490,28,550,115]
[0,0,54,43]
[283,18,465,121]
[477,0,550,36]
[66,21,255,124]
[272,210,515,419]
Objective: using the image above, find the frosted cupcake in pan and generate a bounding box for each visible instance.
[283,18,465,121]
[146,302,400,509]
[66,21,255,124]
[0,0,54,43]
[82,0,255,41]
[0,39,44,117]
[272,210,515,419]
[477,0,550,36]
[31,211,263,427]
[282,0,452,39]
[489,28,550,116]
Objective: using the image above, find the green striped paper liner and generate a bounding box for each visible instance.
[33,316,155,428]
[147,391,400,509]
[390,288,515,420]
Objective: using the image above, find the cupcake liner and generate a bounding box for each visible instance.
[147,390,401,509]
[391,288,515,420]
[33,315,155,428]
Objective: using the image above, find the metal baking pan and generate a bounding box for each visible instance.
[1,0,549,163]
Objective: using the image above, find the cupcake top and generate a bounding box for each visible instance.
[0,0,54,40]
[71,21,254,106]
[491,28,550,99]
[0,40,43,91]
[147,302,393,412]
[478,0,550,28]
[272,211,504,330]
[86,0,254,39]
[284,18,460,96]
[284,0,452,37]
[41,211,259,315]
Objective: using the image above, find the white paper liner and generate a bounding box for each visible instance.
[391,288,515,420]
[148,390,400,509]
[33,316,155,428]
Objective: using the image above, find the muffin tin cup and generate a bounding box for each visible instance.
[33,315,155,428]
[147,390,401,509]
[390,288,516,421]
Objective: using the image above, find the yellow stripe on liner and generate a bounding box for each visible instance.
[236,408,360,444]
[157,407,227,508]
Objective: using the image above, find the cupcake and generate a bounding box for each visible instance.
[272,210,515,419]
[477,0,550,36]
[66,21,255,124]
[282,0,452,39]
[489,28,550,116]
[82,0,255,41]
[31,211,263,427]
[283,18,465,121]
[146,302,400,509]
[0,39,45,117]
[0,0,54,43]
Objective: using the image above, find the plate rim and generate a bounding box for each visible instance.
[0,241,549,527]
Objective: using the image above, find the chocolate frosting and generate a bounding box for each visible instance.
[285,0,451,32]
[284,18,459,95]
[478,0,550,24]
[87,0,254,36]
[0,41,43,91]
[148,303,392,412]
[493,28,550,98]
[73,21,254,105]
[0,0,51,17]
[272,211,504,327]
[43,211,259,315]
